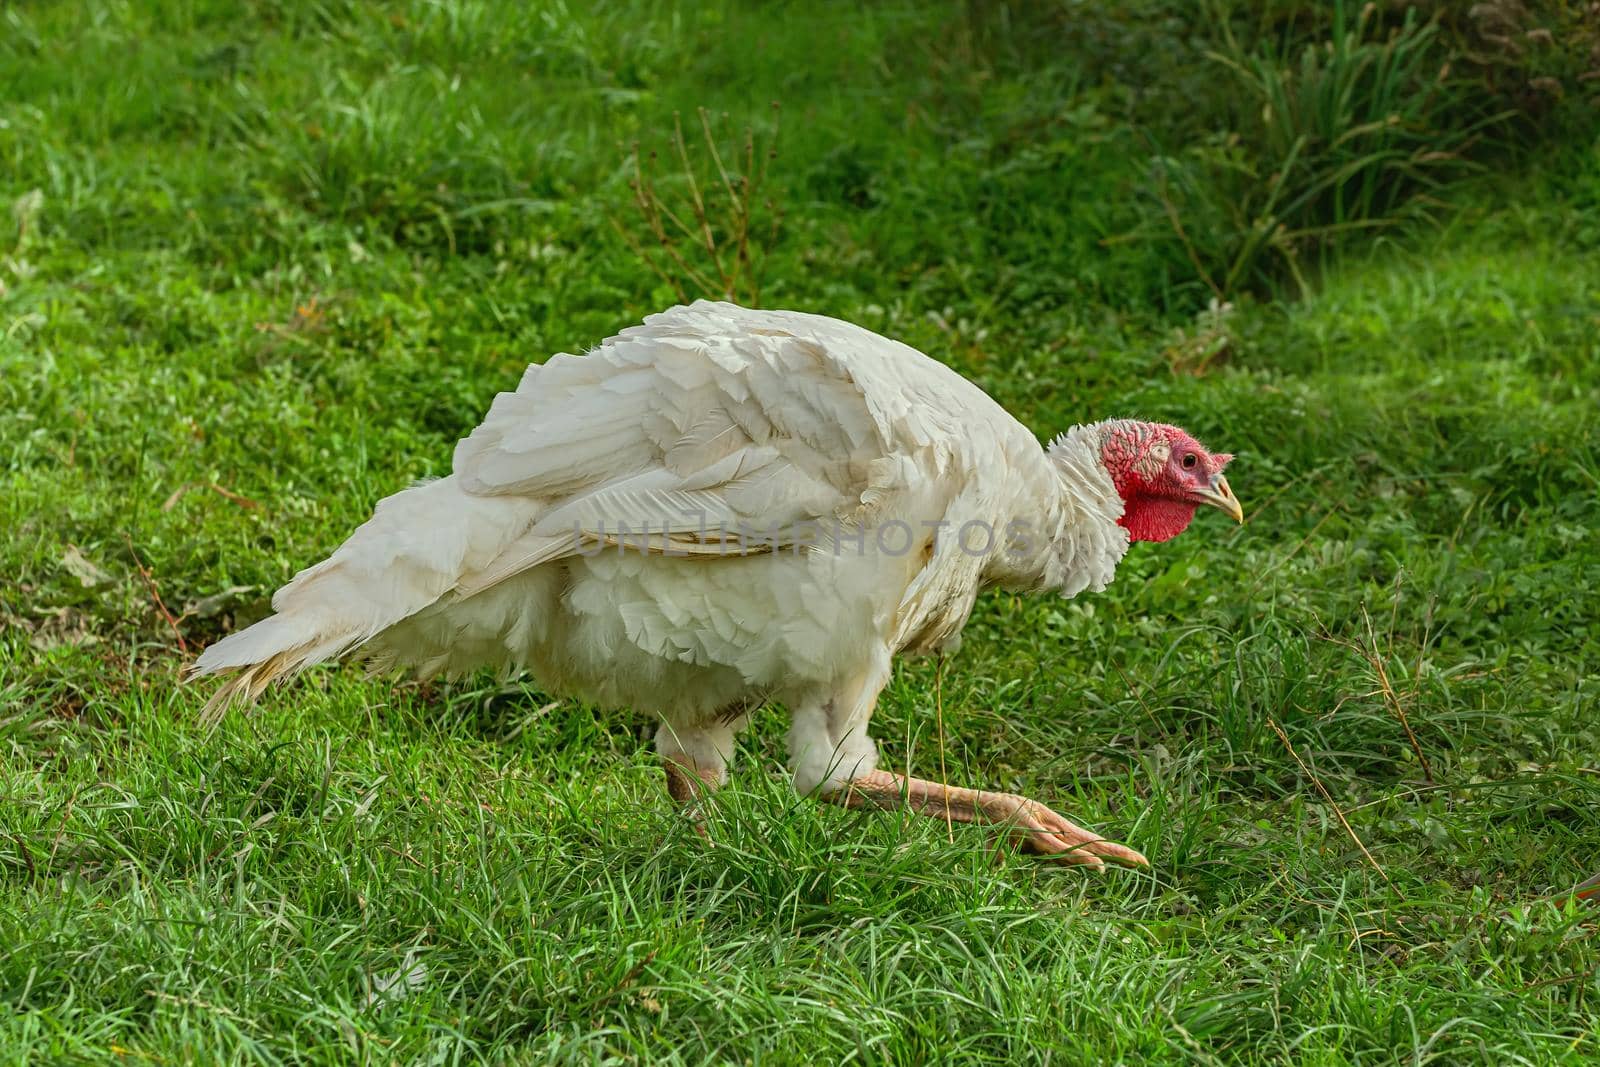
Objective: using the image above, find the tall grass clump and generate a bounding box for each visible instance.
[1424,0,1600,129]
[969,0,1596,306]
[1151,2,1487,299]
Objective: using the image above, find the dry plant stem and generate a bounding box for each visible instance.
[701,109,740,211]
[48,785,79,868]
[1268,717,1395,890]
[933,652,953,843]
[830,769,1149,871]
[620,146,688,302]
[697,108,745,298]
[671,111,726,288]
[1317,602,1435,783]
[161,480,260,512]
[735,128,754,293]
[123,533,189,654]
[755,102,782,305]
[1362,603,1434,783]
[632,143,720,298]
[633,146,711,293]
[1154,165,1224,300]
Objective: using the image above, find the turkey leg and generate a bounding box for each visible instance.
[656,719,734,834]
[663,756,721,835]
[829,769,1147,871]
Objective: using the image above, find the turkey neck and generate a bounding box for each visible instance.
[987,422,1129,598]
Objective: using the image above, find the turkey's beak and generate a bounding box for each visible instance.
[1191,474,1243,524]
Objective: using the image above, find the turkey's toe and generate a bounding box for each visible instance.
[1017,827,1107,870]
[1012,801,1148,870]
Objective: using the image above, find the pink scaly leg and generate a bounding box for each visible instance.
[656,719,734,835]
[828,769,1148,871]
[663,757,720,838]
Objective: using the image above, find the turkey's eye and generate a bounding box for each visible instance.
[1182,453,1198,470]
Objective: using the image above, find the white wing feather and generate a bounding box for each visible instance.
[448,302,1007,592]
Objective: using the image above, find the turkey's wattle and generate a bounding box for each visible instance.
[190,302,1244,870]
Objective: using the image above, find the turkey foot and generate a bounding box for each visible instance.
[831,769,1147,871]
[663,757,721,836]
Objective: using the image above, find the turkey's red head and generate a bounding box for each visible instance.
[1099,421,1241,543]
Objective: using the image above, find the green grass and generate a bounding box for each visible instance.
[3,1,1599,1063]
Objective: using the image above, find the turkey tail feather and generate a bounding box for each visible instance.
[194,646,327,725]
[187,475,544,722]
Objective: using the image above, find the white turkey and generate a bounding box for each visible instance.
[191,301,1242,869]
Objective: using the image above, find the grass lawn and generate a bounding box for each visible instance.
[3,2,1598,1062]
